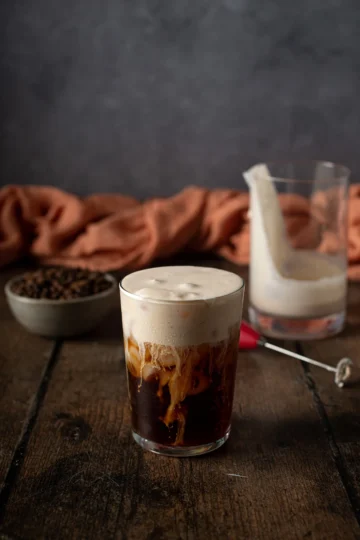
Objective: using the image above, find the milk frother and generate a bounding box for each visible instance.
[239,321,352,388]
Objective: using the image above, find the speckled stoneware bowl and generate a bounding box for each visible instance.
[4,273,118,338]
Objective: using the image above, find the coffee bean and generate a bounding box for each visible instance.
[11,267,112,300]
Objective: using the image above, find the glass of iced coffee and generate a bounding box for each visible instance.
[244,161,350,340]
[120,266,244,457]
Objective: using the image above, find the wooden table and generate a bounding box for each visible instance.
[0,259,360,540]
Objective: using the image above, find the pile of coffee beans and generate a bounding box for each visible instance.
[11,267,113,300]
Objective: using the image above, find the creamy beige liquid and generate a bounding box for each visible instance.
[244,165,347,319]
[120,266,244,346]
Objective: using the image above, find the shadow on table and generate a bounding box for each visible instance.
[208,411,360,461]
[346,281,360,328]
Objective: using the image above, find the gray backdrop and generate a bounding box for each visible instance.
[1,0,359,198]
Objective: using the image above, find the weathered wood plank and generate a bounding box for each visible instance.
[1,263,359,539]
[0,266,57,496]
[300,281,360,524]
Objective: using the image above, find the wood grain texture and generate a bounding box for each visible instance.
[1,262,359,539]
[0,266,57,492]
[300,281,360,524]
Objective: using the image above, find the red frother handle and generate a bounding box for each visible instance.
[239,321,262,349]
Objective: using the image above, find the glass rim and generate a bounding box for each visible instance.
[119,266,245,306]
[255,159,351,185]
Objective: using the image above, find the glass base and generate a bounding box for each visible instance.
[249,306,345,340]
[132,427,230,457]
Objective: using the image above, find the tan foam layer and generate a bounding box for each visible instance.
[120,266,244,347]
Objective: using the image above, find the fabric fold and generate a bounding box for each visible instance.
[1,184,360,280]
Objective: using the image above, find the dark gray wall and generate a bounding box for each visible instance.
[1,0,359,198]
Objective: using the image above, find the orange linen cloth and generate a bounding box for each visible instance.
[1,184,360,280]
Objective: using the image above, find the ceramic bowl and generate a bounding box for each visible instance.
[4,272,118,338]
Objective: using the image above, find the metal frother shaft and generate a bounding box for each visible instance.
[262,341,352,388]
[239,321,353,388]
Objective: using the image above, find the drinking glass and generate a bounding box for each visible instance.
[120,266,244,457]
[246,160,350,340]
